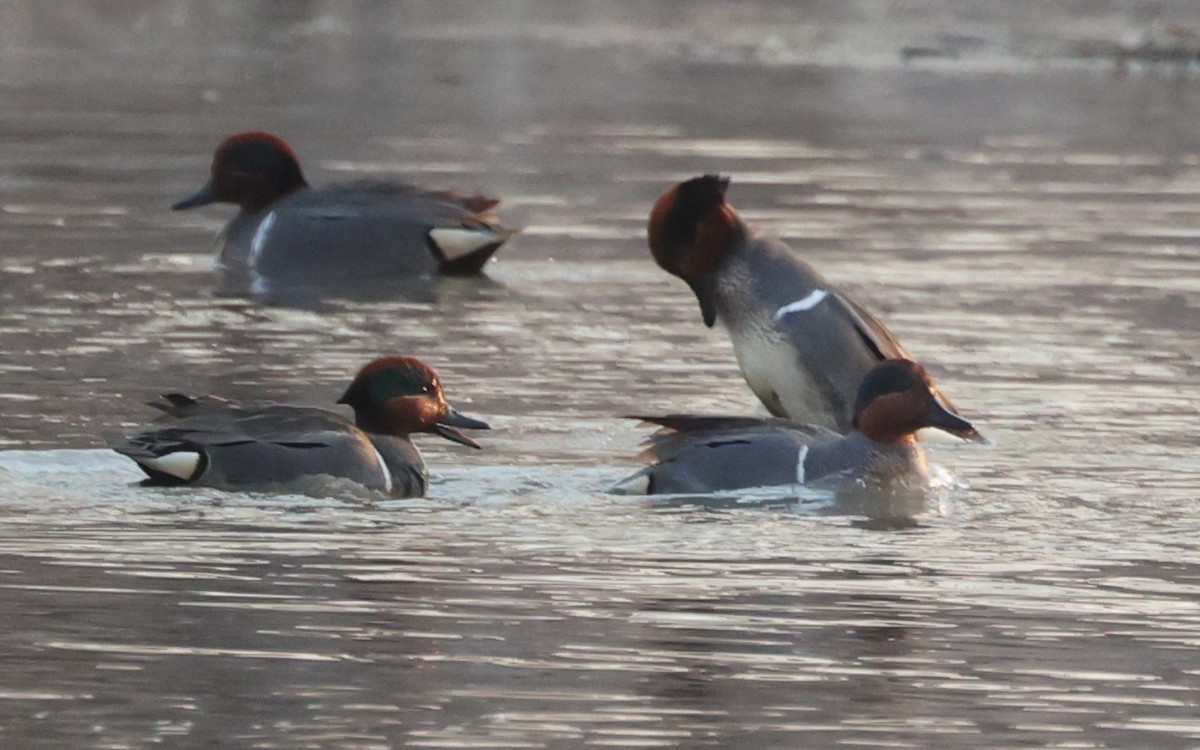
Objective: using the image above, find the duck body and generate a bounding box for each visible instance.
[217,181,512,281]
[617,416,925,494]
[711,230,905,432]
[118,397,429,496]
[114,357,489,498]
[648,175,953,434]
[174,132,513,283]
[617,359,981,496]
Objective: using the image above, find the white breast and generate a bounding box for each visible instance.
[727,321,836,429]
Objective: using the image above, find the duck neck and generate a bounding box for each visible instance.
[804,432,925,483]
[244,182,306,214]
[352,408,413,439]
[861,433,926,482]
[714,231,808,326]
[368,434,428,498]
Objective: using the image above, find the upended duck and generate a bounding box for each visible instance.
[647,174,971,434]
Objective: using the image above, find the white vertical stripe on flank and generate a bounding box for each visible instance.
[773,289,829,321]
[796,445,809,484]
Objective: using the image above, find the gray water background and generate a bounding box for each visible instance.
[1,2,1199,748]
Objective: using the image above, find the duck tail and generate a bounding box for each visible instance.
[609,467,653,495]
[428,225,517,274]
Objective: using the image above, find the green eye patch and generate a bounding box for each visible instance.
[366,366,433,403]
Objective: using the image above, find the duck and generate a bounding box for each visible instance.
[114,356,489,498]
[172,131,515,283]
[647,174,967,434]
[614,359,981,495]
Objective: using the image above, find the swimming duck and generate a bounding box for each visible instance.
[114,356,489,497]
[648,174,966,433]
[172,131,515,282]
[615,359,980,495]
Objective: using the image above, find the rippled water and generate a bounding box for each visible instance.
[2,2,1200,748]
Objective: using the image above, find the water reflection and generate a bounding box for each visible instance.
[3,0,1200,748]
[215,269,510,310]
[640,482,936,528]
[4,451,1200,747]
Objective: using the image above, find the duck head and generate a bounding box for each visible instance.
[647,174,743,327]
[172,131,310,213]
[337,357,489,448]
[853,359,982,444]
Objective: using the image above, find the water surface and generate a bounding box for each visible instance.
[1,2,1199,748]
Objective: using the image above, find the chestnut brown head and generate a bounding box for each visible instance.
[647,174,743,326]
[337,356,489,448]
[172,131,309,213]
[853,359,981,444]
